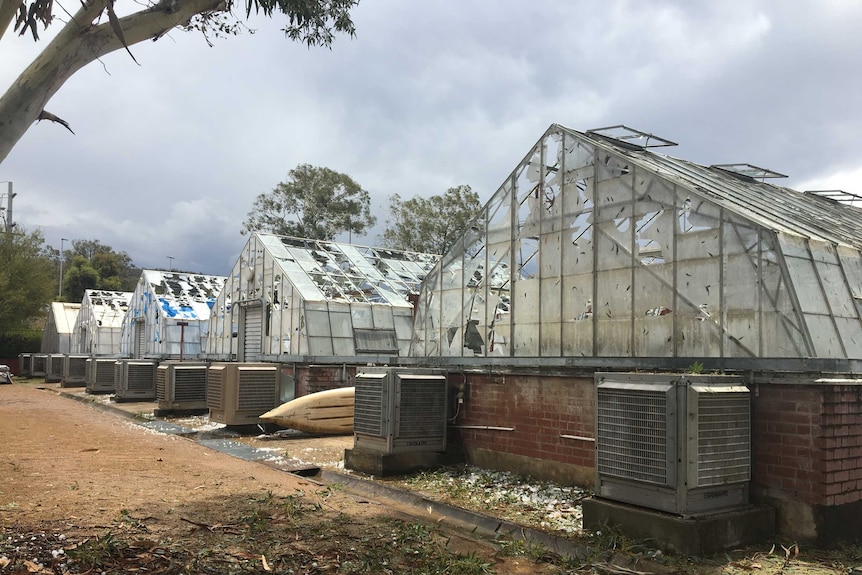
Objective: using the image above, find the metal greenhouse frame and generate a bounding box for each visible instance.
[206,233,439,362]
[410,124,862,372]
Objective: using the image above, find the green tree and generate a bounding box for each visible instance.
[0,227,54,334]
[61,240,139,300]
[62,256,101,303]
[0,0,359,165]
[382,185,482,255]
[242,164,376,241]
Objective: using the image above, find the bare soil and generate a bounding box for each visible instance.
[0,382,552,574]
[1,380,858,574]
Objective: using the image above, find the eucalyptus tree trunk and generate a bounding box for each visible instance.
[0,0,223,165]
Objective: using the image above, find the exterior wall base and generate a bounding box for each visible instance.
[758,495,862,544]
[344,447,448,477]
[582,497,775,556]
[60,380,86,388]
[463,446,594,487]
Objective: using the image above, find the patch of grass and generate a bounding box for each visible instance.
[65,532,127,570]
[446,550,495,574]
[498,538,552,561]
[342,518,497,575]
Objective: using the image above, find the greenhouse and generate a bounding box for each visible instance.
[205,233,439,361]
[41,302,80,354]
[410,124,862,367]
[120,270,225,359]
[72,290,131,356]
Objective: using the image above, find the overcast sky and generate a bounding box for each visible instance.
[2,0,861,277]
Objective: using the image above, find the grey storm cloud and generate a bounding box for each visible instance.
[2,0,861,275]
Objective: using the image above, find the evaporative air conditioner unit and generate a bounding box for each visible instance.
[86,358,118,393]
[353,367,448,455]
[18,353,31,377]
[114,359,158,401]
[45,354,65,383]
[594,372,751,517]
[61,355,89,387]
[30,354,47,378]
[207,362,280,426]
[156,362,208,411]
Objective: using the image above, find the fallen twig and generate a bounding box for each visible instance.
[591,562,653,575]
[180,516,243,533]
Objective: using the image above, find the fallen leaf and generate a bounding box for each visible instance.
[23,558,49,573]
[0,557,9,568]
[262,555,272,571]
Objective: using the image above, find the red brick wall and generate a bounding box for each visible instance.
[752,385,822,504]
[1,358,20,375]
[454,372,596,471]
[295,365,356,397]
[819,386,862,506]
[752,382,862,507]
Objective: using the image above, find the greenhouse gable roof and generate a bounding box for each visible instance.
[139,270,226,320]
[49,302,80,334]
[570,124,862,250]
[256,234,440,306]
[82,290,131,329]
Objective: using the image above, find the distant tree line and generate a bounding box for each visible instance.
[243,164,483,255]
[1,164,484,351]
[60,239,139,303]
[0,229,139,345]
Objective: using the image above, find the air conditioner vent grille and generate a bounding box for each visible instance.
[237,371,278,411]
[48,356,63,373]
[354,377,384,436]
[95,362,114,386]
[398,378,446,438]
[127,364,155,391]
[207,370,224,409]
[695,392,751,486]
[66,357,87,377]
[156,369,167,400]
[596,388,669,485]
[174,368,207,401]
[32,355,46,372]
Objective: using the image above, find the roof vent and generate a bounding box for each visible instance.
[804,189,862,206]
[710,163,787,182]
[586,125,678,150]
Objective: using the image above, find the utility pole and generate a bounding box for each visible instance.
[1,181,15,236]
[59,237,68,298]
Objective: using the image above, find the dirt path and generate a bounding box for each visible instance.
[0,383,553,573]
[0,383,321,527]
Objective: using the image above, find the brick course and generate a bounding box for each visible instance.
[455,373,596,473]
[752,381,862,507]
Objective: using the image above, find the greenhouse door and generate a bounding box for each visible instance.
[79,327,88,354]
[239,304,263,362]
[133,320,146,359]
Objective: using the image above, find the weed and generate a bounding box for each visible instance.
[497,537,554,562]
[240,506,272,534]
[585,525,652,558]
[66,532,126,569]
[687,361,704,374]
[447,551,494,574]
